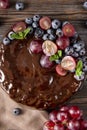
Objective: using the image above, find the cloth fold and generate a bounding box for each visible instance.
[0,85,48,130]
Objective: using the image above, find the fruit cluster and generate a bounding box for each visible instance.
[0,0,25,10]
[43,106,87,130]
[2,15,87,81]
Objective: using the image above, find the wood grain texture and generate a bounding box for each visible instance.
[0,0,87,119]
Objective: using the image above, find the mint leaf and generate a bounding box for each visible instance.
[49,50,62,61]
[76,69,82,76]
[75,60,83,76]
[19,32,24,37]
[76,60,83,70]
[57,50,62,57]
[49,54,59,61]
[24,28,31,37]
[11,33,24,40]
[11,27,31,40]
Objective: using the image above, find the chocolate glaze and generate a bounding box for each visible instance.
[0,36,81,109]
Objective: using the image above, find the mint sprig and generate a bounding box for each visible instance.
[23,28,31,37]
[11,27,31,40]
[58,50,62,57]
[75,60,83,76]
[49,50,62,61]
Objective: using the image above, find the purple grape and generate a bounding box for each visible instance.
[80,120,87,130]
[40,55,54,68]
[54,123,65,130]
[67,120,80,130]
[29,40,43,54]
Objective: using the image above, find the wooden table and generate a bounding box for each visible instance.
[0,0,87,119]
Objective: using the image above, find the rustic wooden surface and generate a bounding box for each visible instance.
[0,0,87,119]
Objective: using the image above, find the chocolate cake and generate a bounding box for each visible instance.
[0,15,86,109]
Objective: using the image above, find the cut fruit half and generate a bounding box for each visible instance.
[56,64,67,76]
[12,22,26,33]
[62,23,75,37]
[39,16,51,30]
[61,56,76,71]
[42,40,58,56]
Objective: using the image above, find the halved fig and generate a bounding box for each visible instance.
[12,22,26,33]
[61,56,76,71]
[62,23,75,37]
[39,16,51,30]
[42,40,58,56]
[56,64,67,76]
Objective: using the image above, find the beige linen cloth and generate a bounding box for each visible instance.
[0,85,48,130]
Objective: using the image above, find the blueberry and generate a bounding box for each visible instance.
[25,17,33,24]
[28,26,34,34]
[78,41,85,48]
[83,63,87,72]
[8,31,15,40]
[68,48,74,55]
[73,43,82,52]
[33,15,41,22]
[70,32,79,44]
[42,34,49,40]
[49,34,56,41]
[65,47,74,55]
[56,29,63,37]
[3,37,10,45]
[52,19,61,29]
[83,2,87,9]
[83,61,87,66]
[80,48,86,56]
[72,52,79,57]
[32,22,39,28]
[15,2,24,11]
[74,72,85,81]
[83,56,87,62]
[13,108,22,116]
[70,38,77,45]
[65,47,70,54]
[47,29,54,35]
[34,28,44,38]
